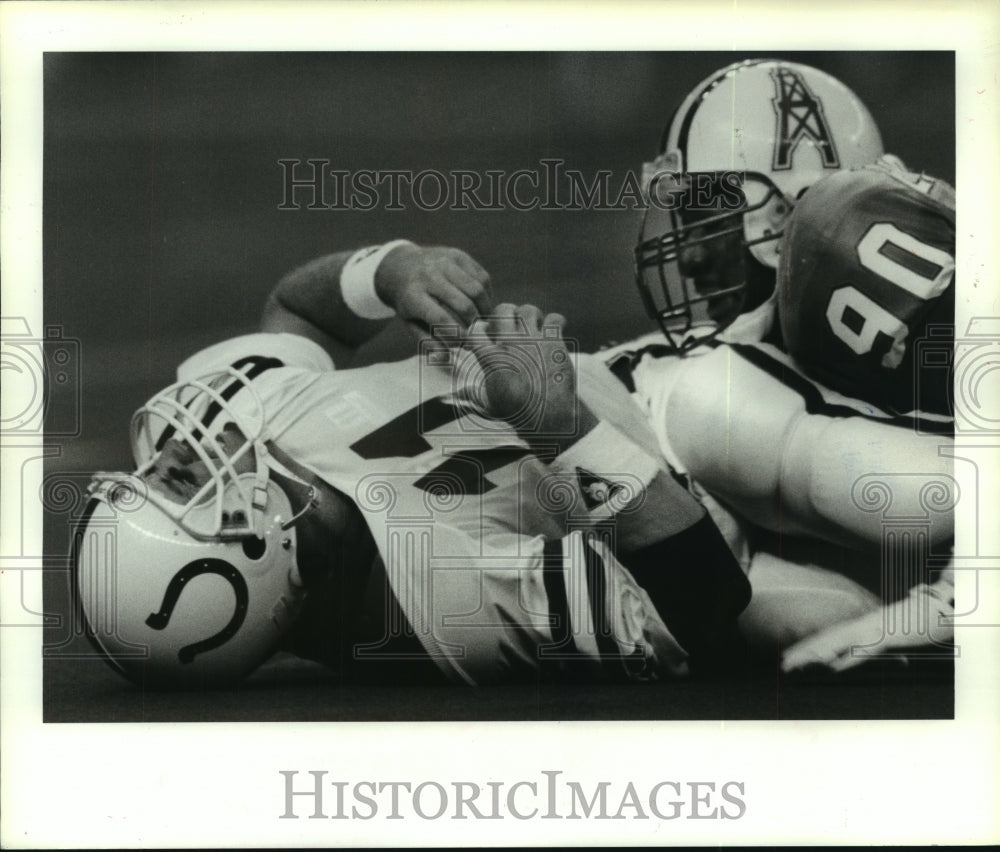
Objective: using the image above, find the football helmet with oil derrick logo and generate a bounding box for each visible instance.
[635,59,885,345]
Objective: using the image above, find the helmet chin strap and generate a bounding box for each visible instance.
[280,487,319,532]
[260,440,325,532]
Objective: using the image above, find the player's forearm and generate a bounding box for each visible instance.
[261,250,395,366]
[264,241,492,367]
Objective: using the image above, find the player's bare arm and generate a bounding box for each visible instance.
[261,242,491,365]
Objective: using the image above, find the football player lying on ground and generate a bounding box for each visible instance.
[75,248,750,689]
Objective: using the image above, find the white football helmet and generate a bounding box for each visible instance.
[75,367,310,688]
[635,58,885,344]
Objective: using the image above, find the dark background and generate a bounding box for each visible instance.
[42,52,955,720]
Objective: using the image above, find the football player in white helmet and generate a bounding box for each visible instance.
[602,61,955,668]
[78,393,318,687]
[76,243,751,689]
[636,159,955,545]
[616,155,957,668]
[634,58,886,344]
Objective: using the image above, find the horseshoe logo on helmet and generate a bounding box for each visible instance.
[146,559,250,664]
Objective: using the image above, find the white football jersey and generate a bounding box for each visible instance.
[173,333,690,684]
[600,306,954,649]
[601,300,955,551]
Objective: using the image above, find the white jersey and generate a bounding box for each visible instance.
[174,332,692,684]
[601,300,955,551]
[598,306,955,649]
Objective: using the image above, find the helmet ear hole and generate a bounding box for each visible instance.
[242,536,266,560]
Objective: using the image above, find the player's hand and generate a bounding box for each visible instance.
[465,303,596,445]
[375,244,492,342]
[780,582,954,674]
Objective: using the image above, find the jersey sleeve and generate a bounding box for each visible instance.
[777,162,955,417]
[176,332,335,381]
[370,519,692,685]
[665,344,955,550]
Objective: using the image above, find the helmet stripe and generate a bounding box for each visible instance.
[670,58,772,159]
[153,355,283,452]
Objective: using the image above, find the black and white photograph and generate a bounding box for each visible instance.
[2,1,998,848]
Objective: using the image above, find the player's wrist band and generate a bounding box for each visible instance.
[551,421,661,482]
[340,239,415,320]
[549,421,662,516]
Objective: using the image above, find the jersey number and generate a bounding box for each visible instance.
[350,397,533,495]
[826,223,954,368]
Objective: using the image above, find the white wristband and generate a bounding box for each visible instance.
[549,420,662,518]
[340,239,415,320]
